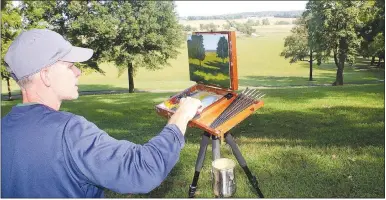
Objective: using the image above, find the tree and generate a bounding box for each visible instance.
[280,16,317,81]
[19,1,109,75]
[106,1,184,93]
[275,21,291,25]
[19,1,184,93]
[262,18,270,25]
[216,36,229,63]
[222,23,231,30]
[1,1,22,100]
[304,1,362,85]
[184,25,192,32]
[189,35,205,66]
[199,24,204,31]
[240,23,255,36]
[204,23,217,32]
[357,0,385,67]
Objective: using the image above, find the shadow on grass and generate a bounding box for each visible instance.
[78,84,128,92]
[239,75,335,87]
[235,106,384,148]
[298,58,385,73]
[239,71,384,87]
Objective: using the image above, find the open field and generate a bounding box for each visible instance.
[2,24,383,95]
[1,84,384,198]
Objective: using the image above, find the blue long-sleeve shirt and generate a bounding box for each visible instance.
[1,103,185,198]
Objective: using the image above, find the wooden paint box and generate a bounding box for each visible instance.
[155,31,264,138]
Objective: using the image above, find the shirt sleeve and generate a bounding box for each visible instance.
[63,115,185,194]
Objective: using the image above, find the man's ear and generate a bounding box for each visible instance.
[40,68,51,87]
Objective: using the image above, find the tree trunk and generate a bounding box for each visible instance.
[377,56,381,67]
[6,77,12,100]
[371,56,376,65]
[128,62,135,93]
[335,66,344,86]
[309,49,313,81]
[332,51,344,86]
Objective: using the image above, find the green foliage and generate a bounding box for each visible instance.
[65,1,119,74]
[106,1,184,78]
[184,25,192,32]
[226,20,255,35]
[357,0,385,60]
[280,16,311,64]
[201,23,218,32]
[1,1,22,81]
[19,1,108,73]
[222,23,231,30]
[304,1,363,85]
[275,21,291,25]
[262,18,270,25]
[216,36,229,63]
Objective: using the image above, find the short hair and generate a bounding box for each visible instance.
[16,61,69,89]
[16,73,36,89]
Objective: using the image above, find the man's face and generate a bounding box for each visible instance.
[49,61,81,100]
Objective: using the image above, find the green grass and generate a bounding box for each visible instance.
[2,30,384,95]
[2,83,384,198]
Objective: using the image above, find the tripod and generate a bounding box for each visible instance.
[188,131,264,198]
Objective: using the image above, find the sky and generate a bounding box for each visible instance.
[188,33,228,50]
[175,1,308,17]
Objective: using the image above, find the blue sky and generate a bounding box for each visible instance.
[175,1,308,17]
[187,33,228,51]
[202,34,228,51]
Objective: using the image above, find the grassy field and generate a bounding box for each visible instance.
[2,23,384,95]
[1,19,384,198]
[1,84,384,198]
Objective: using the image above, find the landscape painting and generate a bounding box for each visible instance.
[187,33,231,88]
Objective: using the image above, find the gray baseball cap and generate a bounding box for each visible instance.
[4,29,93,81]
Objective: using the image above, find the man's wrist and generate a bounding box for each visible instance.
[167,110,191,135]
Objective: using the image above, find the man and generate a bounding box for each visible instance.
[1,29,202,198]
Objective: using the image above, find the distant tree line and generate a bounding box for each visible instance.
[184,10,303,20]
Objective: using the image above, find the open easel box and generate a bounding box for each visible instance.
[155,31,264,138]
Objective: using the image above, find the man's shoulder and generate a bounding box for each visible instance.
[2,104,88,126]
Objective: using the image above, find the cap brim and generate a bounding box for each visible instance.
[59,46,93,63]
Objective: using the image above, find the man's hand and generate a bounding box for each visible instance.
[167,97,203,135]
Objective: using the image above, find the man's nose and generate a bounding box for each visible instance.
[72,66,82,77]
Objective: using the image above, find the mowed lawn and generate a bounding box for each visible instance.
[1,84,384,198]
[2,25,384,95]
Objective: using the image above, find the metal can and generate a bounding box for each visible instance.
[211,158,236,197]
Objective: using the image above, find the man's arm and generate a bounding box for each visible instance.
[63,115,184,194]
[63,97,202,194]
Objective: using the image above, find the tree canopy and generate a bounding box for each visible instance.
[280,16,316,81]
[2,1,184,93]
[304,1,363,85]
